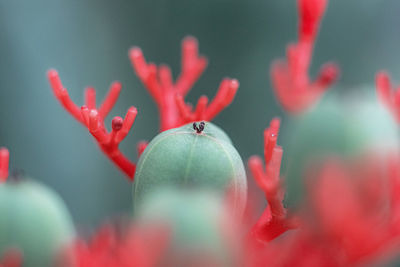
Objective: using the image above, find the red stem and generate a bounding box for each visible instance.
[376,71,400,123]
[0,147,9,182]
[248,118,298,244]
[99,82,122,119]
[270,0,339,114]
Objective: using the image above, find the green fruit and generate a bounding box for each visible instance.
[133,122,247,215]
[135,188,240,266]
[283,91,399,207]
[0,179,75,267]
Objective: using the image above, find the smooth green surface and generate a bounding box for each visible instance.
[0,179,75,267]
[133,122,247,215]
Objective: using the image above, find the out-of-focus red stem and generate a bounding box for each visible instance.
[68,224,169,267]
[0,147,9,182]
[0,248,22,267]
[270,0,339,114]
[175,36,208,96]
[194,96,208,119]
[376,71,400,123]
[129,36,237,131]
[264,118,280,164]
[48,69,137,181]
[248,118,298,244]
[299,0,328,42]
[175,94,193,122]
[388,154,400,233]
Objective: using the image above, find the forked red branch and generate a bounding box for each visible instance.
[48,70,137,180]
[175,78,239,124]
[376,71,400,123]
[0,147,9,182]
[271,0,339,114]
[129,36,238,131]
[248,118,298,244]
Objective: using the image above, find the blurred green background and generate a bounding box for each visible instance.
[0,0,397,228]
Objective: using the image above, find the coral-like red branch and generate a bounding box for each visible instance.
[271,0,339,114]
[129,36,238,131]
[248,118,298,244]
[0,147,9,182]
[175,78,239,124]
[376,71,400,123]
[48,70,137,181]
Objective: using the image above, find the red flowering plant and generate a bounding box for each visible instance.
[2,0,400,266]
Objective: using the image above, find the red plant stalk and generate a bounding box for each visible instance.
[271,0,339,114]
[47,70,137,180]
[388,155,400,229]
[376,71,400,123]
[0,147,9,182]
[129,36,239,131]
[0,249,22,267]
[248,118,298,244]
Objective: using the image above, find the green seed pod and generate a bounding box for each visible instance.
[0,178,75,267]
[283,90,399,207]
[133,122,247,215]
[135,188,241,267]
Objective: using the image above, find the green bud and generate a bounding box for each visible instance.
[0,179,75,267]
[133,122,247,215]
[284,91,399,208]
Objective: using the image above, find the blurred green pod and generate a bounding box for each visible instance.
[135,188,241,267]
[0,178,75,267]
[283,91,399,207]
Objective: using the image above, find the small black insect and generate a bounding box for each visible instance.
[193,121,206,134]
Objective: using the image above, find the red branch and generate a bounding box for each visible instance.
[248,118,298,244]
[129,36,238,131]
[271,0,339,114]
[376,71,400,123]
[48,70,137,181]
[0,147,9,182]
